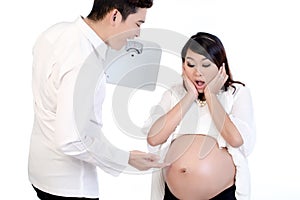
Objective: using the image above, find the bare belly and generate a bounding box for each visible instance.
[163,134,235,200]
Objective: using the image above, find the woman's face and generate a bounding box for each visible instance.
[183,49,219,93]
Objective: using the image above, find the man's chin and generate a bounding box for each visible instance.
[110,44,123,50]
[108,40,126,51]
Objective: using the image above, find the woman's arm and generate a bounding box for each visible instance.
[205,92,244,147]
[204,65,243,148]
[147,92,195,146]
[147,73,198,146]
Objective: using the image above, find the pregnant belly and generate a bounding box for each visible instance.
[163,134,235,200]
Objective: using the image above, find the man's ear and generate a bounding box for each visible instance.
[110,9,122,25]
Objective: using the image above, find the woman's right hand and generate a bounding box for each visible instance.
[182,71,198,100]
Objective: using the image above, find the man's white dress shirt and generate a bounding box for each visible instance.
[28,17,129,198]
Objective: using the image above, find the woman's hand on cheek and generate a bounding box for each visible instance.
[204,63,228,96]
[182,70,198,100]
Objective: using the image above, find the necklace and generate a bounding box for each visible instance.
[195,99,206,107]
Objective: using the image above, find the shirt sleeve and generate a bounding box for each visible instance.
[142,89,174,200]
[54,60,129,176]
[229,85,256,157]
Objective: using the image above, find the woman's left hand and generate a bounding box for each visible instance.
[204,63,228,96]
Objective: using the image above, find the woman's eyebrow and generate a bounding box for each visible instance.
[186,57,194,61]
[186,57,208,61]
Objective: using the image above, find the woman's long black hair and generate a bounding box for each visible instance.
[181,32,244,100]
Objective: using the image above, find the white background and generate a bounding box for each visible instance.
[1,0,300,199]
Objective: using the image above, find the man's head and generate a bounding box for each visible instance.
[87,0,153,21]
[86,0,153,49]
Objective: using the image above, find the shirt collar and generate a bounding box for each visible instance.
[76,16,108,60]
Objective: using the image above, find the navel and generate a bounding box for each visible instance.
[180,167,188,173]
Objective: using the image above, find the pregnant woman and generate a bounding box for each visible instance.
[145,32,255,200]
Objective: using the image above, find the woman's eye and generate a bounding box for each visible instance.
[136,23,141,27]
[202,63,211,68]
[187,63,195,68]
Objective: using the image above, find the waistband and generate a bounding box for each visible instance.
[210,184,236,200]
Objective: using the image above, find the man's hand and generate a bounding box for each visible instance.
[128,150,168,171]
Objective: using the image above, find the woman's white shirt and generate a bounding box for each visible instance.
[144,83,256,200]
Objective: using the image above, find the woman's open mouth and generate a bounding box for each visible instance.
[195,80,205,89]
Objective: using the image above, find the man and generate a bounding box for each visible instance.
[28,0,164,199]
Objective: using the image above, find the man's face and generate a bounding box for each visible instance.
[108,8,147,50]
